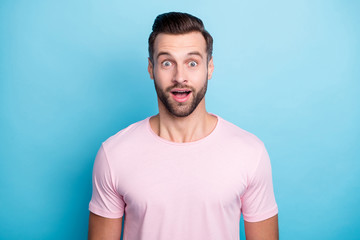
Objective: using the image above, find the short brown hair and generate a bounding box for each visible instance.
[148,12,213,63]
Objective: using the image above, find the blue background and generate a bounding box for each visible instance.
[1,0,359,239]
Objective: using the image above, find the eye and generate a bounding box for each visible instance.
[188,61,198,67]
[162,60,172,67]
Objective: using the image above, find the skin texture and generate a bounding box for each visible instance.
[88,212,122,240]
[244,215,279,240]
[149,32,211,118]
[148,32,217,143]
[88,31,279,239]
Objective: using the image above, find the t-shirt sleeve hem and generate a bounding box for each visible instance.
[89,202,124,219]
[242,205,278,222]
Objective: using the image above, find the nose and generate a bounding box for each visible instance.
[173,65,187,84]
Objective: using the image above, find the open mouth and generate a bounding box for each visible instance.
[171,90,191,98]
[170,89,192,102]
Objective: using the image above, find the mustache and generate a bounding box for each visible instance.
[165,84,195,92]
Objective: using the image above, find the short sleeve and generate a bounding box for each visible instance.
[241,146,278,222]
[89,144,125,218]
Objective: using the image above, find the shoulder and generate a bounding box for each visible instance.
[102,117,149,152]
[217,116,265,151]
[216,116,271,179]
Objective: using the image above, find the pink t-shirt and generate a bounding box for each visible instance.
[89,115,278,239]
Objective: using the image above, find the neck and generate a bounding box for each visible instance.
[150,99,217,143]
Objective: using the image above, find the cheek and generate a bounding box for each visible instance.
[153,70,170,87]
[193,68,208,81]
[154,68,173,81]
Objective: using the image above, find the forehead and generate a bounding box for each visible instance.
[154,32,207,56]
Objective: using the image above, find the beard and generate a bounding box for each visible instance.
[153,75,208,118]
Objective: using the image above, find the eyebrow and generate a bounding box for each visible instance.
[156,51,204,60]
[156,52,171,60]
[187,51,203,59]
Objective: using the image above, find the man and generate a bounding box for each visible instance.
[88,12,278,240]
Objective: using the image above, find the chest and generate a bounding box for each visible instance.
[114,147,249,217]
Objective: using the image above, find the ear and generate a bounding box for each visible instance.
[207,57,214,80]
[148,58,154,80]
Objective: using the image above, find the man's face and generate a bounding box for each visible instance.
[148,32,214,117]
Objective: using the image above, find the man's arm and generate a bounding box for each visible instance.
[88,212,123,240]
[244,214,279,240]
